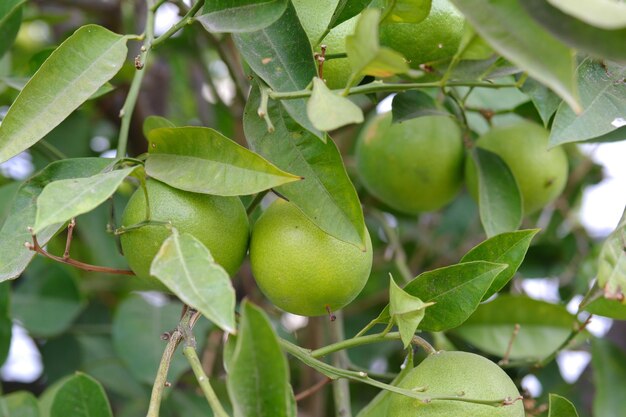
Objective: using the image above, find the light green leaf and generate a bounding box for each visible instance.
[450,0,580,113]
[461,229,539,299]
[452,295,576,359]
[244,86,367,249]
[198,0,288,33]
[0,0,25,59]
[548,0,626,30]
[389,276,433,347]
[145,126,301,196]
[307,77,364,131]
[227,301,295,417]
[592,338,626,417]
[597,206,626,303]
[142,115,175,137]
[383,0,431,23]
[472,147,523,237]
[40,373,113,417]
[549,394,579,417]
[34,166,135,234]
[150,230,236,333]
[549,60,626,146]
[0,158,111,282]
[0,25,128,164]
[0,391,39,417]
[585,296,626,320]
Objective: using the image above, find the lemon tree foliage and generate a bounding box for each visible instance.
[0,1,624,417]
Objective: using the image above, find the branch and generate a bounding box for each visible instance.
[183,346,231,417]
[151,0,206,49]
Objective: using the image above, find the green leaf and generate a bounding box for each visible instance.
[461,229,539,299]
[0,25,128,164]
[585,296,626,320]
[142,115,175,137]
[597,206,626,303]
[382,0,431,24]
[150,230,236,333]
[450,0,580,113]
[472,148,523,237]
[327,0,371,30]
[391,90,449,123]
[41,373,113,417]
[0,283,10,367]
[198,0,288,33]
[111,294,195,385]
[452,295,576,359]
[346,8,409,81]
[227,301,295,417]
[0,391,39,417]
[244,86,367,249]
[549,394,579,417]
[0,0,25,59]
[0,158,111,282]
[389,276,433,347]
[520,77,562,127]
[307,77,364,131]
[145,126,301,196]
[232,3,322,139]
[34,166,134,234]
[549,60,626,147]
[592,338,626,417]
[547,0,626,30]
[12,260,84,337]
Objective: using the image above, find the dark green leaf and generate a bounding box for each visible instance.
[198,0,288,33]
[461,229,539,299]
[389,276,432,347]
[0,282,11,366]
[520,77,562,127]
[227,301,295,417]
[142,115,175,137]
[549,393,579,417]
[150,230,236,333]
[0,158,111,282]
[307,77,364,131]
[597,207,626,303]
[327,0,371,30]
[146,127,301,196]
[41,373,113,417]
[0,25,128,164]
[0,391,39,417]
[450,0,580,113]
[452,295,576,359]
[391,90,449,123]
[382,0,431,24]
[592,338,626,417]
[548,0,626,30]
[0,0,25,59]
[233,3,322,139]
[244,87,367,249]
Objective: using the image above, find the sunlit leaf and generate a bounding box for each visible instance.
[389,276,433,347]
[198,0,288,33]
[597,206,626,303]
[548,0,626,30]
[307,77,364,131]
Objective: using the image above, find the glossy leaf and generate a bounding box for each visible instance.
[391,90,449,123]
[461,229,539,299]
[450,0,580,113]
[0,391,39,417]
[142,115,175,137]
[227,301,295,417]
[0,283,10,366]
[150,230,236,333]
[597,207,626,303]
[307,77,364,131]
[472,148,523,237]
[549,394,579,417]
[592,338,626,417]
[452,295,576,359]
[389,276,433,347]
[520,77,562,127]
[0,0,25,59]
[548,0,626,30]
[41,373,113,417]
[244,87,367,249]
[327,0,371,30]
[199,0,288,33]
[34,166,134,234]
[0,25,128,164]
[233,3,322,139]
[145,127,301,196]
[383,0,431,23]
[549,60,626,146]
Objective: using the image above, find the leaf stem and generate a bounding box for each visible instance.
[310,331,435,358]
[246,190,269,216]
[151,0,205,49]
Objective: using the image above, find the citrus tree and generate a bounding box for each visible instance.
[0,0,625,416]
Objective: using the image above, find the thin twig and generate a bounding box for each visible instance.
[295,377,332,401]
[63,218,76,259]
[151,0,205,49]
[499,324,520,366]
[182,346,230,417]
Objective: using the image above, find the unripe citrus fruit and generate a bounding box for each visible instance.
[355,112,465,214]
[465,121,568,215]
[388,351,524,417]
[120,179,249,287]
[249,199,372,316]
[380,0,465,68]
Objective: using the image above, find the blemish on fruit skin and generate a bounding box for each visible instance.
[544,177,555,188]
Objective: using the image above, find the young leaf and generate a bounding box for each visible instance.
[0,391,39,417]
[41,373,113,417]
[150,230,236,333]
[450,0,580,113]
[391,90,449,123]
[244,86,367,249]
[142,115,175,137]
[461,229,540,299]
[591,338,626,417]
[382,0,431,24]
[452,295,576,359]
[307,77,364,131]
[198,0,288,33]
[389,276,433,347]
[472,147,523,237]
[227,301,295,417]
[547,0,626,30]
[327,0,371,31]
[549,60,626,146]
[145,126,301,196]
[34,166,135,234]
[549,393,579,417]
[0,25,129,164]
[0,158,111,282]
[597,206,626,303]
[0,0,25,59]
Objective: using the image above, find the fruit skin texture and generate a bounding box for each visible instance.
[465,121,569,215]
[355,112,465,214]
[249,199,373,317]
[120,179,249,286]
[387,351,525,417]
[380,0,465,68]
